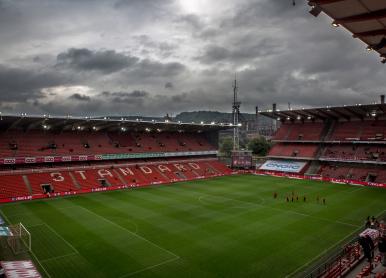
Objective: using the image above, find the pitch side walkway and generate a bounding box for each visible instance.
[344,249,386,278]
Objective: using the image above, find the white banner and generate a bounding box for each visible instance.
[259,160,307,173]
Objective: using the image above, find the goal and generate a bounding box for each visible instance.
[7,223,31,254]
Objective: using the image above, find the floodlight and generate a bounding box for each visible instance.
[331,22,339,28]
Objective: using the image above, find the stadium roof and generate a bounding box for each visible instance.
[0,114,235,132]
[260,102,386,121]
[308,0,386,62]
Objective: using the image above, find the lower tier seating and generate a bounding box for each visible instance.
[322,145,386,162]
[318,163,386,183]
[0,159,231,200]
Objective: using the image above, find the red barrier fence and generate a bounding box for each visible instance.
[255,170,386,188]
[0,173,233,204]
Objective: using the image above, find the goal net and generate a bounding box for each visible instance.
[7,223,31,254]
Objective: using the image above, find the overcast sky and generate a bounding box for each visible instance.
[0,0,384,117]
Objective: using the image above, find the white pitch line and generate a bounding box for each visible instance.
[0,209,52,278]
[2,211,36,218]
[74,205,180,259]
[40,252,78,263]
[284,209,386,278]
[198,193,360,228]
[42,223,79,254]
[26,223,46,228]
[119,257,180,278]
[55,205,140,234]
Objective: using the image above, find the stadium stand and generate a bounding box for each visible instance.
[0,130,216,157]
[269,143,318,158]
[0,159,228,199]
[0,115,233,202]
[259,101,386,184]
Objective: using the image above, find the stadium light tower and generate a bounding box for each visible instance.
[232,75,241,150]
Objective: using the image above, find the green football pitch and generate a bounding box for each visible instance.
[1,175,386,278]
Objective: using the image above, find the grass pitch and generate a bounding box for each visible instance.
[1,175,386,278]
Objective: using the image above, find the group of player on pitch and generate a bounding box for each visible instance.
[273,191,326,205]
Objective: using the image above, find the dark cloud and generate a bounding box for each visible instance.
[69,93,91,101]
[0,64,71,102]
[197,37,282,64]
[100,90,150,103]
[127,59,186,80]
[0,0,384,116]
[56,48,138,73]
[198,46,230,63]
[165,82,174,89]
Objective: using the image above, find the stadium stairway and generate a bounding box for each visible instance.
[345,252,386,278]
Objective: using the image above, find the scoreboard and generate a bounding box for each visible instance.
[231,150,253,169]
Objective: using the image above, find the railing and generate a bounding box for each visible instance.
[0,157,218,176]
[289,210,386,278]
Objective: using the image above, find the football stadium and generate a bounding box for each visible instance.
[1,0,386,278]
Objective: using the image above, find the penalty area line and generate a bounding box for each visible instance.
[285,209,386,278]
[74,205,180,260]
[0,209,52,278]
[119,257,180,278]
[40,252,78,263]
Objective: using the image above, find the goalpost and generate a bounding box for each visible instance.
[6,223,31,254]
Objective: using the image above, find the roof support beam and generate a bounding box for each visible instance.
[378,104,386,114]
[353,29,386,38]
[334,9,386,24]
[343,107,364,120]
[317,109,338,120]
[307,110,326,120]
[309,0,345,5]
[26,119,47,132]
[329,109,350,120]
[5,118,24,132]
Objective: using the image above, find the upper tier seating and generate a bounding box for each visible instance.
[0,131,215,158]
[273,120,386,142]
[0,159,230,200]
[269,143,318,158]
[328,120,386,141]
[273,123,324,141]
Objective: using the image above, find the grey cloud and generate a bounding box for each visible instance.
[127,59,186,79]
[0,64,71,102]
[165,82,174,89]
[0,0,385,117]
[69,93,91,101]
[100,90,150,104]
[197,37,282,64]
[198,46,230,63]
[56,48,138,73]
[175,14,204,30]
